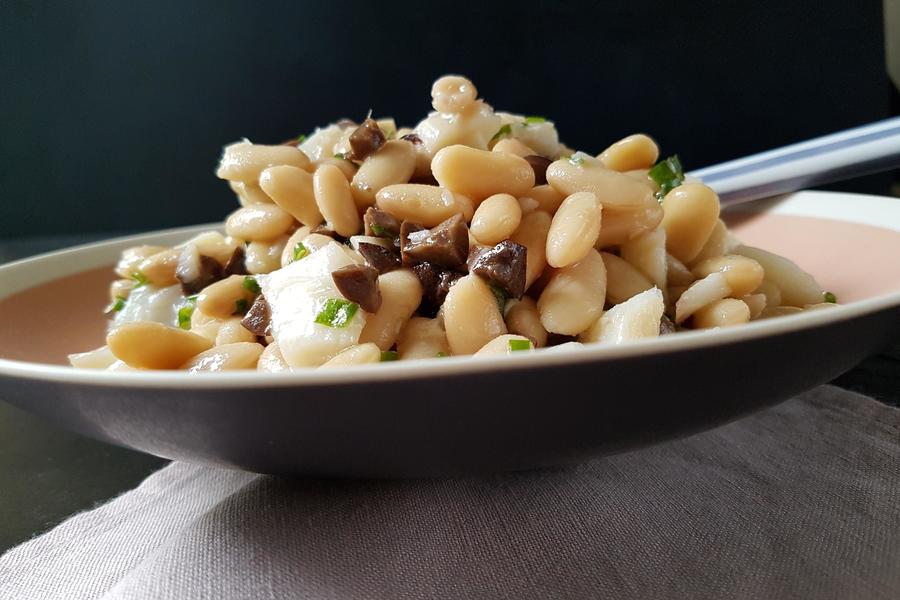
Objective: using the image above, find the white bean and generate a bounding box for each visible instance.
[443,274,507,355]
[470,193,522,245]
[182,342,265,371]
[601,252,653,305]
[538,249,607,335]
[545,192,602,268]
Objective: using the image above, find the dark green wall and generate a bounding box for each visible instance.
[0,1,888,238]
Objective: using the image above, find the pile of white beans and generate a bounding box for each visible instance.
[70,75,834,372]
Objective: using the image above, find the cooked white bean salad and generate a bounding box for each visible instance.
[70,75,838,372]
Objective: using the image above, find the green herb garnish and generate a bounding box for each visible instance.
[489,124,512,145]
[314,298,359,328]
[334,152,347,160]
[489,284,507,313]
[380,350,399,362]
[508,339,532,352]
[177,304,194,329]
[568,154,585,166]
[649,155,684,201]
[436,351,448,358]
[105,296,127,314]
[370,223,387,237]
[523,116,546,125]
[131,271,149,288]
[824,291,837,303]
[234,298,249,314]
[242,276,261,294]
[292,242,309,262]
[294,134,306,144]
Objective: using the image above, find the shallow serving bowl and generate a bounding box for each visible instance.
[0,190,898,477]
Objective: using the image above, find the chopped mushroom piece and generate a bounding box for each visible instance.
[349,118,387,161]
[241,294,272,336]
[467,240,527,299]
[223,246,249,276]
[523,155,552,185]
[332,264,382,313]
[412,262,462,307]
[400,133,423,145]
[363,207,402,238]
[358,242,401,274]
[659,314,677,335]
[178,254,224,295]
[400,214,469,269]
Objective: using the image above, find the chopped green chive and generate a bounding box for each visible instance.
[234,298,249,314]
[131,271,149,288]
[105,296,127,314]
[242,276,261,294]
[380,350,399,362]
[370,223,387,237]
[649,155,684,201]
[314,298,359,328]
[489,124,512,145]
[334,152,347,160]
[824,291,837,303]
[177,303,195,329]
[508,339,532,352]
[295,134,306,144]
[436,351,448,358]
[292,242,309,262]
[568,154,585,166]
[523,115,546,125]
[489,284,507,313]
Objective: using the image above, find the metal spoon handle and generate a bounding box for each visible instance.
[690,116,900,206]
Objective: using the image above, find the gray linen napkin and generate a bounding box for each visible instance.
[1,384,897,600]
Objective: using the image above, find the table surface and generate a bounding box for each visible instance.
[0,234,898,555]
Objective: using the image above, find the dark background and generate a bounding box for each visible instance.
[0,1,892,239]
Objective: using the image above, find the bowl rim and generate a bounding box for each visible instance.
[1,190,899,390]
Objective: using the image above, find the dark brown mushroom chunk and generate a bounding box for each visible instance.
[467,240,527,299]
[223,246,249,276]
[400,133,423,145]
[348,118,386,161]
[411,262,462,307]
[332,264,382,313]
[364,207,402,238]
[309,224,349,244]
[400,213,469,269]
[178,254,224,296]
[241,295,272,336]
[524,155,552,185]
[659,314,677,335]
[358,242,401,274]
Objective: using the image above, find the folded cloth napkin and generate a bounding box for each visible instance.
[1,385,897,600]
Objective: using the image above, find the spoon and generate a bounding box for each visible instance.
[690,116,900,206]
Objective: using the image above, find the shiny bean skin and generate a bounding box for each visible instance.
[107,322,213,369]
[358,269,423,350]
[692,298,750,329]
[245,236,288,274]
[473,334,534,356]
[691,254,765,297]
[752,280,782,309]
[215,317,258,345]
[510,210,552,289]
[317,156,358,180]
[734,245,824,307]
[598,134,659,172]
[182,342,265,371]
[431,75,478,113]
[216,141,311,182]
[593,201,663,248]
[397,317,451,359]
[432,145,535,201]
[470,193,522,245]
[180,231,240,266]
[600,252,653,305]
[666,253,694,286]
[115,245,167,278]
[279,225,313,267]
[258,165,324,227]
[546,158,656,211]
[689,219,729,265]
[537,249,607,335]
[189,308,224,342]
[230,180,273,206]
[545,192,602,268]
[225,204,295,242]
[137,248,180,286]
[620,228,667,290]
[68,345,117,369]
[313,164,361,237]
[257,342,290,372]
[319,343,382,368]
[526,184,566,214]
[674,272,730,324]
[196,275,258,319]
[375,184,474,227]
[741,293,767,319]
[492,138,536,157]
[351,140,417,208]
[109,278,135,301]
[659,183,721,264]
[517,196,539,214]
[443,274,507,355]
[504,297,548,348]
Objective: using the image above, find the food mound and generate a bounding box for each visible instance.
[70,75,836,372]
